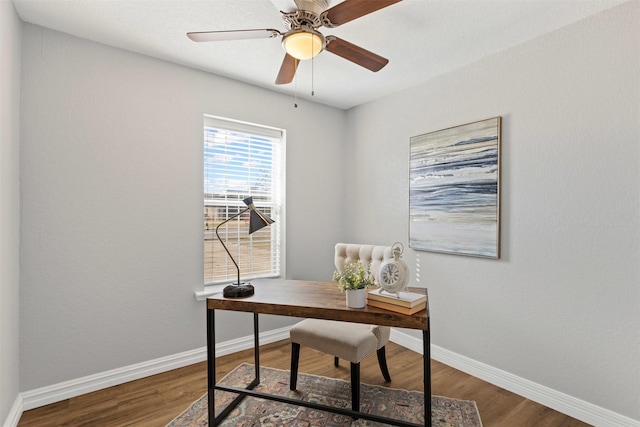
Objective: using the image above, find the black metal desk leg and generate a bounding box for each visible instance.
[424,328,431,427]
[253,313,260,380]
[207,308,216,426]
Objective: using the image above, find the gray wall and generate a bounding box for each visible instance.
[19,24,346,391]
[0,0,22,423]
[345,1,639,421]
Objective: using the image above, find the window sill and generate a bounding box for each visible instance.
[195,275,282,301]
[194,284,228,301]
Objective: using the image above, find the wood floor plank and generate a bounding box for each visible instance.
[18,340,591,426]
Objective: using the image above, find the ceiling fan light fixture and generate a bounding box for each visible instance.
[282,28,324,60]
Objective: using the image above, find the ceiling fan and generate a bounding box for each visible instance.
[187,0,402,85]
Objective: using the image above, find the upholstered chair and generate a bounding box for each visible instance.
[289,243,394,412]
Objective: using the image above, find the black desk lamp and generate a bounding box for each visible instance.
[215,196,274,298]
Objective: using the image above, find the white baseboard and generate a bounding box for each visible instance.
[390,329,640,427]
[14,326,290,420]
[5,327,637,427]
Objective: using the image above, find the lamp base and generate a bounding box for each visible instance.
[223,283,255,298]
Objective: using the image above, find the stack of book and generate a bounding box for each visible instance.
[367,288,427,315]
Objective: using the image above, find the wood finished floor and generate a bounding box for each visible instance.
[18,340,591,426]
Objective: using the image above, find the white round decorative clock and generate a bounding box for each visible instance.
[377,242,410,297]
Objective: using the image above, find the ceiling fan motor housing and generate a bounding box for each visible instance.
[282,8,324,30]
[292,0,329,20]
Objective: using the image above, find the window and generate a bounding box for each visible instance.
[203,115,283,285]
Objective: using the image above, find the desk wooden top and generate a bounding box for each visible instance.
[207,279,428,330]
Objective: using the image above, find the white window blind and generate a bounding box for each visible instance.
[203,115,283,285]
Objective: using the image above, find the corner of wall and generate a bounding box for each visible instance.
[0,1,22,426]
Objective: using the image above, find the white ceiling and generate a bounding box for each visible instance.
[12,0,624,109]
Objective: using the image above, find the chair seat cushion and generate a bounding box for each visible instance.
[290,319,379,363]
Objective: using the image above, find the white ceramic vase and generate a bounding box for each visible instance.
[345,288,366,308]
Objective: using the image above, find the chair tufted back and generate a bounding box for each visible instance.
[334,243,394,282]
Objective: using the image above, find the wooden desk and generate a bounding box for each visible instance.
[207,279,431,426]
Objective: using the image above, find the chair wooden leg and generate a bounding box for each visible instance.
[377,346,392,382]
[350,362,360,412]
[290,343,300,390]
[334,356,339,367]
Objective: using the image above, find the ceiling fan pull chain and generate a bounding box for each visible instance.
[311,55,315,97]
[294,68,298,108]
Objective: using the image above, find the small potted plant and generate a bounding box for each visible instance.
[333,261,375,308]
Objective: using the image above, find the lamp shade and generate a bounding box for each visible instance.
[243,197,274,234]
[282,29,324,60]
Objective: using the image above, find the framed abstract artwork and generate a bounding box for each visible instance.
[409,117,502,258]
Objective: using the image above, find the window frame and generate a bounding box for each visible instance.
[202,115,285,288]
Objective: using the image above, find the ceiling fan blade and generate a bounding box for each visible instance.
[325,36,388,72]
[275,54,299,85]
[323,0,402,27]
[187,29,281,42]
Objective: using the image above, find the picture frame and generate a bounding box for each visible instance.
[409,117,502,258]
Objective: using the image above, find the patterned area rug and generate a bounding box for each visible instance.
[167,363,482,427]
